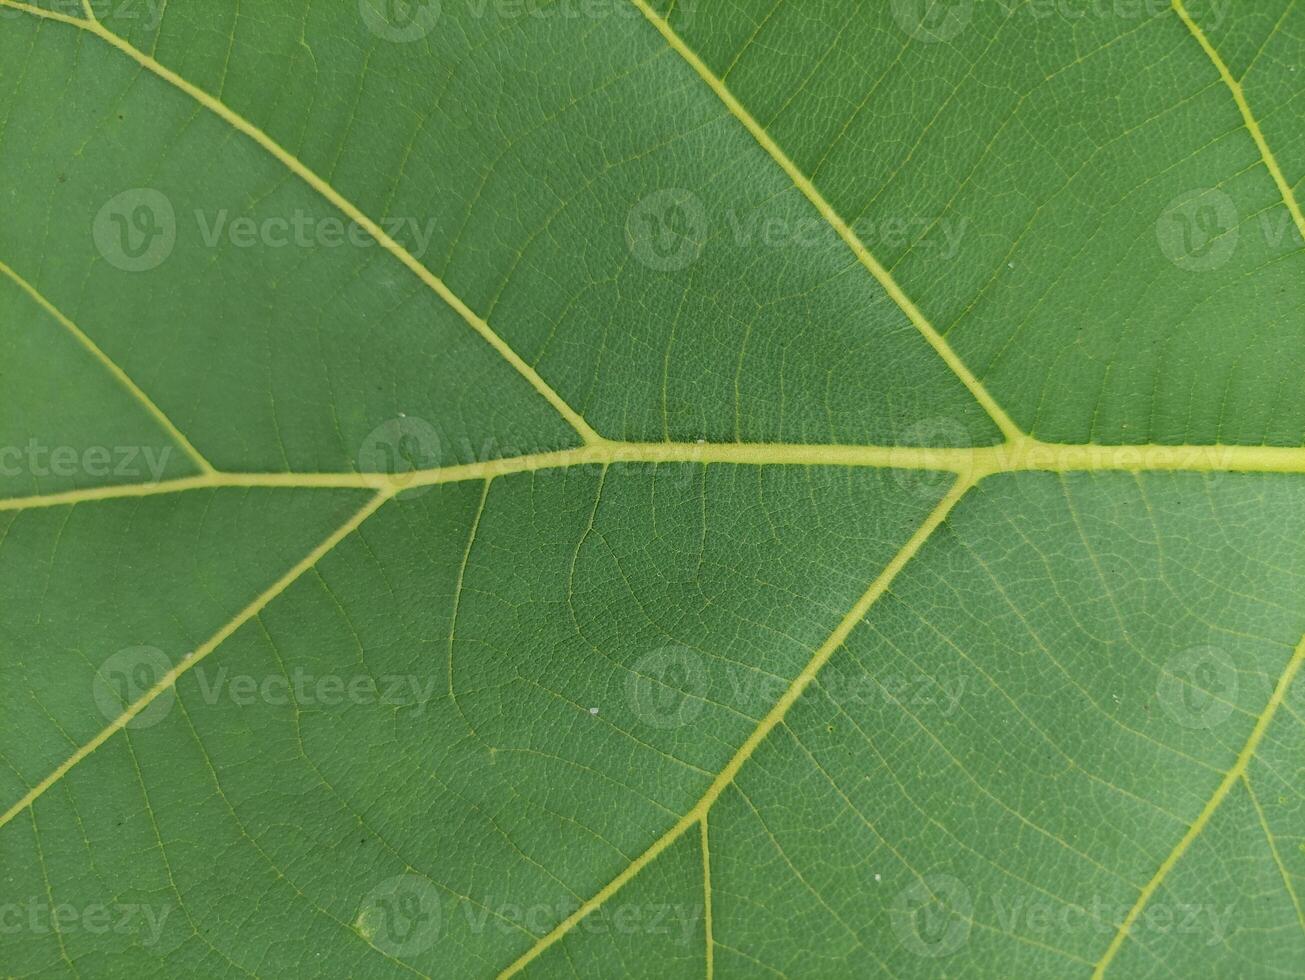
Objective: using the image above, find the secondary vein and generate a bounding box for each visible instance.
[0,0,603,446]
[625,0,1027,444]
[497,474,974,978]
[1173,0,1305,244]
[1092,631,1305,976]
[0,258,215,475]
[0,488,393,832]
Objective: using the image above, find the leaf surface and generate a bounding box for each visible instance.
[1,1,1304,977]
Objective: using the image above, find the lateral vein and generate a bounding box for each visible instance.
[1092,632,1305,976]
[1243,772,1305,935]
[0,259,216,474]
[0,489,392,831]
[0,0,602,445]
[497,475,974,978]
[1173,0,1305,242]
[625,0,1025,443]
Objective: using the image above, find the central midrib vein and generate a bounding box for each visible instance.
[4,3,1303,977]
[3,437,1304,513]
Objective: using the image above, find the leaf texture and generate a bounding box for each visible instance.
[1,1,1304,977]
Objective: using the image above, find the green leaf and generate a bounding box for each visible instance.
[1,1,1303,977]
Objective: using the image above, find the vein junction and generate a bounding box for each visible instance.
[2,437,1304,513]
[3,2,1304,977]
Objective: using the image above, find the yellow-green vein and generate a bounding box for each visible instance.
[0,0,603,446]
[498,474,974,977]
[1173,0,1305,242]
[1092,632,1305,976]
[626,0,1026,444]
[0,488,392,831]
[0,258,215,475]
